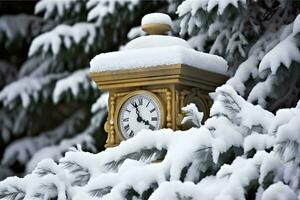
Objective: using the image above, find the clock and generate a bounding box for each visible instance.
[114,90,165,140]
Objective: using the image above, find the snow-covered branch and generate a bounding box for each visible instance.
[53,68,98,104]
[0,74,66,109]
[29,23,96,56]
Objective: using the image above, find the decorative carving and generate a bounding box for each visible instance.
[166,90,172,128]
[150,88,172,128]
[106,95,116,147]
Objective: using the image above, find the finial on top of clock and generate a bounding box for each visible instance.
[141,13,172,35]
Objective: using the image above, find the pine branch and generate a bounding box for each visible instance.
[0,186,25,200]
[104,148,167,170]
[60,161,90,186]
[34,167,57,177]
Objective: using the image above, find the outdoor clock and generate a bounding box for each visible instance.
[89,13,228,147]
[115,90,165,140]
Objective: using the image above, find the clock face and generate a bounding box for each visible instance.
[117,92,163,139]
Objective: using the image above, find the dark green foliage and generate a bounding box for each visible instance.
[218,146,243,166]
[125,188,139,200]
[245,179,259,200]
[141,183,158,200]
[262,171,275,189]
[180,163,192,181]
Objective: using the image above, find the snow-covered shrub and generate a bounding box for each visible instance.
[1,85,299,199]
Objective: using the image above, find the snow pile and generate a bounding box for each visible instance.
[90,46,228,75]
[141,13,172,27]
[261,182,297,200]
[1,85,299,199]
[124,35,191,50]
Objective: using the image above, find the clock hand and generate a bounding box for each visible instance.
[141,118,150,125]
[133,102,142,122]
[133,102,150,126]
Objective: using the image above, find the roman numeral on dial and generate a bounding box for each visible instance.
[149,124,155,130]
[151,117,157,121]
[129,130,134,137]
[138,98,143,106]
[150,108,156,113]
[124,124,130,132]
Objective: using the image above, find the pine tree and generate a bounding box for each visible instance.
[1,0,300,199]
[177,0,300,111]
[0,0,170,179]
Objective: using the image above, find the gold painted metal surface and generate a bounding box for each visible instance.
[90,64,227,91]
[142,23,171,35]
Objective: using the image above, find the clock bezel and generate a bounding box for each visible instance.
[114,90,165,141]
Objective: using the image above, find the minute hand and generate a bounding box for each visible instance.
[134,103,142,122]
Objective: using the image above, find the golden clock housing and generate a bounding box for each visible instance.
[89,13,228,147]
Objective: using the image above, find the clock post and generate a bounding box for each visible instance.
[90,13,228,147]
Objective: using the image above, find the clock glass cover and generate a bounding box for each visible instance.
[118,92,162,139]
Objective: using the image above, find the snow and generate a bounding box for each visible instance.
[29,23,96,56]
[211,85,274,132]
[259,35,300,74]
[177,0,247,16]
[244,133,275,153]
[1,84,300,199]
[87,0,139,23]
[0,74,63,109]
[247,75,276,107]
[90,46,228,75]
[261,182,297,200]
[148,180,225,200]
[181,103,203,127]
[35,0,76,19]
[53,69,94,103]
[0,14,41,41]
[141,13,172,27]
[292,14,300,35]
[124,35,191,50]
[26,133,95,172]
[226,55,259,96]
[127,26,145,40]
[91,92,109,113]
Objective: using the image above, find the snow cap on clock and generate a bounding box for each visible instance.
[141,13,172,27]
[90,13,228,75]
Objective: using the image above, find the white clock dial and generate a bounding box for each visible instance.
[118,93,162,139]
